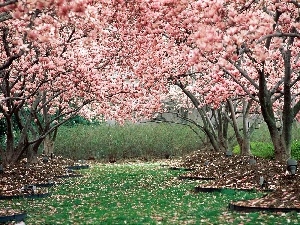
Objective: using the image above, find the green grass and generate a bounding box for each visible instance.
[233,142,275,159]
[54,121,300,161]
[54,123,202,161]
[2,163,300,224]
[233,141,300,160]
[230,122,300,160]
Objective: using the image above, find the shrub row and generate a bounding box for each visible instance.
[54,122,202,161]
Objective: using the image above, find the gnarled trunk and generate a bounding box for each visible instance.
[26,139,43,165]
[43,134,55,155]
[43,125,59,157]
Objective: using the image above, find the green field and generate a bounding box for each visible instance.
[2,163,299,225]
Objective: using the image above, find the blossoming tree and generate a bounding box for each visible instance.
[0,1,163,165]
[108,0,262,155]
[128,0,300,161]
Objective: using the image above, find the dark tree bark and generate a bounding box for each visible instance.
[174,79,230,152]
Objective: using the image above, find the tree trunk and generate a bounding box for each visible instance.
[217,108,229,152]
[5,145,27,166]
[241,100,251,156]
[241,137,251,156]
[257,24,295,161]
[43,134,55,155]
[203,127,220,152]
[27,139,43,165]
[175,80,231,152]
[2,116,26,165]
[227,99,251,156]
[43,128,58,156]
[3,104,37,165]
[267,124,286,161]
[280,46,293,160]
[27,145,38,165]
[3,116,14,165]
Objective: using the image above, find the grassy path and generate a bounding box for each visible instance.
[2,163,300,224]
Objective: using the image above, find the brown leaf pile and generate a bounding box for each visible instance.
[0,156,82,197]
[172,150,300,210]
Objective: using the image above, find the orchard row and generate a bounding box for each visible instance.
[0,0,299,164]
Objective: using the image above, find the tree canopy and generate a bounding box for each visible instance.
[1,0,300,164]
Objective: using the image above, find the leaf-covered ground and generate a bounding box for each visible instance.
[171,150,300,210]
[0,156,82,198]
[0,156,299,224]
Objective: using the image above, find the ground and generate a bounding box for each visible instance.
[170,149,300,210]
[0,150,299,220]
[0,156,81,218]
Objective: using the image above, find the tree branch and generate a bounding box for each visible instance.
[239,0,256,13]
[1,26,11,57]
[0,0,17,8]
[270,77,285,96]
[0,50,24,70]
[0,12,12,22]
[228,58,260,90]
[257,32,300,44]
[28,100,93,144]
[289,0,300,8]
[293,100,300,118]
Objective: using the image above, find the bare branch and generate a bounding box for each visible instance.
[2,26,11,57]
[36,90,66,112]
[29,99,93,145]
[291,74,300,87]
[293,100,300,118]
[0,0,17,8]
[228,58,260,90]
[289,0,300,8]
[270,77,284,95]
[1,96,26,101]
[257,32,300,43]
[60,26,76,57]
[0,50,24,70]
[151,112,205,137]
[222,66,259,102]
[239,0,256,13]
[0,12,12,22]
